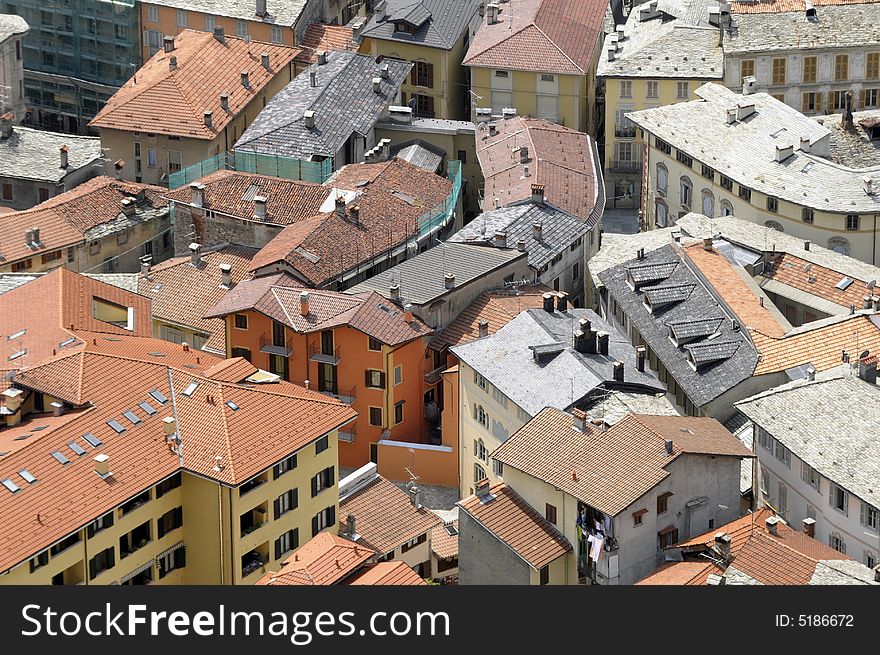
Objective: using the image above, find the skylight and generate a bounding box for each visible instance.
[182,382,199,397]
[123,411,141,425]
[225,400,240,411]
[138,401,157,415]
[7,329,26,340]
[51,451,70,465]
[59,337,77,348]
[8,349,27,361]
[18,470,36,484]
[68,441,87,456]
[1,478,20,494]
[836,277,854,291]
[13,434,31,441]
[107,420,126,434]
[83,433,102,447]
[149,390,169,404]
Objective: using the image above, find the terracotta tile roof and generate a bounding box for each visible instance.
[0,409,90,459]
[429,285,549,350]
[247,159,453,285]
[458,483,571,569]
[636,560,720,585]
[255,533,375,585]
[90,30,300,139]
[761,252,876,310]
[138,244,258,344]
[476,117,601,224]
[684,243,787,337]
[205,278,432,346]
[676,508,776,552]
[493,410,753,516]
[730,0,879,13]
[163,171,330,226]
[463,0,606,75]
[201,357,258,382]
[0,176,168,266]
[339,475,442,555]
[295,23,360,65]
[752,314,880,375]
[430,520,459,560]
[347,561,427,585]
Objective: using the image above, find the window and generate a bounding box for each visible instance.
[369,407,383,426]
[771,58,786,85]
[536,94,559,121]
[474,404,488,428]
[11,259,31,272]
[802,92,818,113]
[616,140,634,162]
[835,54,849,81]
[168,150,182,172]
[205,14,216,32]
[274,489,298,519]
[646,81,658,98]
[474,438,488,462]
[741,59,755,82]
[176,9,187,27]
[675,150,693,168]
[861,502,879,532]
[761,469,770,496]
[314,435,329,455]
[803,56,817,83]
[545,504,557,525]
[655,137,672,155]
[236,20,248,37]
[147,5,159,22]
[802,207,814,223]
[474,463,486,483]
[830,483,848,515]
[1,182,12,200]
[633,509,647,527]
[273,454,297,479]
[701,189,714,217]
[680,176,692,209]
[866,552,877,569]
[829,533,846,554]
[620,80,632,98]
[415,93,435,118]
[655,200,668,228]
[414,61,433,88]
[846,213,860,231]
[657,491,672,514]
[864,88,879,108]
[801,462,820,491]
[311,466,335,497]
[701,163,714,181]
[832,90,847,110]
[394,401,404,424]
[147,149,158,168]
[87,512,114,538]
[42,250,63,264]
[394,366,402,386]
[738,184,752,202]
[774,439,791,466]
[30,552,48,573]
[401,533,427,553]
[231,347,251,362]
[777,481,787,515]
[474,370,487,390]
[494,70,509,78]
[658,526,679,549]
[767,196,778,213]
[157,507,183,538]
[719,174,733,192]
[368,336,382,351]
[492,459,503,477]
[89,547,115,580]
[67,247,75,263]
[120,490,150,515]
[275,529,298,559]
[312,506,336,536]
[234,314,248,330]
[676,81,689,99]
[536,565,549,585]
[156,472,181,498]
[365,369,385,389]
[158,547,186,578]
[868,53,880,80]
[573,262,580,280]
[656,163,668,195]
[457,149,467,164]
[270,26,283,43]
[827,237,851,255]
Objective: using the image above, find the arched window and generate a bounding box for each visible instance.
[656,163,668,196]
[828,236,851,255]
[474,404,488,428]
[680,175,693,209]
[701,189,715,217]
[474,463,487,483]
[720,199,734,216]
[475,439,488,462]
[656,199,668,227]
[764,220,784,232]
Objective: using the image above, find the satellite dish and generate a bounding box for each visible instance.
[375,54,384,64]
[860,349,870,359]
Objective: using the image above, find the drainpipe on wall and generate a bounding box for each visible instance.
[384,346,392,436]
[218,483,224,585]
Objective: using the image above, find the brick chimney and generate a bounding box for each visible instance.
[858,355,877,384]
[803,517,816,538]
[335,195,346,218]
[404,303,414,322]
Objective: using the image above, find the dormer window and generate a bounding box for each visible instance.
[393,21,416,34]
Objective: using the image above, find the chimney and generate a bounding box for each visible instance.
[520,146,529,163]
[140,255,152,276]
[404,304,414,322]
[874,565,880,583]
[114,159,124,178]
[190,182,205,207]
[487,2,499,24]
[775,143,794,162]
[24,228,33,247]
[865,296,874,310]
[346,514,356,537]
[372,77,381,93]
[120,197,136,216]
[189,242,202,266]
[542,292,554,313]
[182,342,190,353]
[261,53,270,71]
[316,50,327,65]
[163,35,175,53]
[219,262,233,289]
[50,401,64,417]
[664,439,673,455]
[93,454,111,478]
[304,110,315,129]
[800,136,811,153]
[612,361,624,382]
[556,293,568,312]
[572,408,587,432]
[253,195,267,220]
[725,108,738,125]
[714,532,732,561]
[532,223,543,241]
[380,63,389,79]
[863,176,876,196]
[494,231,507,248]
[390,284,400,300]
[703,237,714,251]
[31,226,40,245]
[213,26,226,43]
[803,517,816,538]
[299,291,310,317]
[741,75,756,96]
[531,184,545,204]
[597,331,609,355]
[806,367,816,381]
[256,0,267,18]
[162,416,177,438]
[522,164,530,178]
[59,145,69,169]
[516,238,526,252]
[241,71,250,88]
[804,240,811,251]
[349,205,360,224]
[858,355,878,384]
[474,478,491,497]
[310,70,317,87]
[335,195,346,218]
[765,516,780,536]
[636,345,646,372]
[409,485,421,508]
[444,273,455,289]
[169,56,177,71]
[479,1,486,17]
[204,111,213,129]
[636,248,645,260]
[488,122,498,136]
[478,320,489,338]
[0,112,12,139]
[736,102,756,120]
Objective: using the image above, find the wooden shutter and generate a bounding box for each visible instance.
[860,89,867,110]
[311,475,318,498]
[426,63,434,88]
[274,498,281,520]
[312,515,319,536]
[365,370,372,387]
[426,95,435,117]
[89,557,97,580]
[175,547,185,569]
[327,466,335,486]
[327,505,336,528]
[379,371,386,389]
[275,538,282,560]
[87,523,95,538]
[292,528,299,550]
[292,488,298,510]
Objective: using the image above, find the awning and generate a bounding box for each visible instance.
[119,559,153,583]
[155,541,185,561]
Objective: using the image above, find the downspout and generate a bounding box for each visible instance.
[228,487,235,583]
[218,483,224,585]
[82,528,89,585]
[384,346,391,435]
[873,214,877,265]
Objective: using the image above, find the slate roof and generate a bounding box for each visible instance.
[598,244,758,407]
[144,0,309,26]
[458,482,572,569]
[463,0,606,75]
[476,116,602,225]
[447,200,589,269]
[730,0,879,13]
[360,0,483,49]
[493,410,753,516]
[90,30,300,140]
[735,371,880,509]
[348,242,527,306]
[234,51,411,159]
[0,127,102,183]
[390,140,445,172]
[627,83,880,214]
[451,307,665,417]
[0,14,28,44]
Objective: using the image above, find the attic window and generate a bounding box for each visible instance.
[225,400,240,411]
[68,441,87,456]
[149,389,169,404]
[107,419,126,434]
[123,410,141,425]
[393,21,417,33]
[51,450,70,465]
[182,382,199,397]
[83,433,102,447]
[19,470,36,484]
[1,478,20,493]
[444,523,459,536]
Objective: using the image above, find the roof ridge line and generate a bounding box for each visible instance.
[213,381,238,483]
[530,24,585,74]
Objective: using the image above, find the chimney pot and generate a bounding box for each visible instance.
[803,517,816,537]
[59,145,69,169]
[478,320,489,338]
[636,345,646,372]
[804,240,811,251]
[253,195,267,220]
[189,242,202,266]
[597,331,609,356]
[140,255,153,276]
[219,262,233,288]
[299,291,310,317]
[204,111,213,129]
[404,303,414,322]
[163,36,175,53]
[220,92,229,111]
[241,70,250,88]
[516,238,527,252]
[390,284,400,300]
[664,439,673,455]
[542,292,554,313]
[765,516,780,536]
[409,485,421,507]
[444,273,455,289]
[261,53,270,70]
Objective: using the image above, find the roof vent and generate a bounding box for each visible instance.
[163,35,175,53]
[261,53,270,71]
[304,110,315,129]
[219,262,233,289]
[241,70,250,88]
[444,273,455,289]
[213,26,226,43]
[204,111,213,129]
[94,454,112,479]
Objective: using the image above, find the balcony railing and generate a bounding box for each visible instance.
[424,364,447,385]
[319,385,356,405]
[309,342,342,365]
[241,556,266,578]
[259,333,291,357]
[614,125,636,138]
[424,401,440,421]
[417,160,462,239]
[610,160,642,174]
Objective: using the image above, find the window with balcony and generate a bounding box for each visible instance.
[156,472,181,498]
[239,473,267,496]
[241,546,268,577]
[275,529,298,559]
[274,454,297,479]
[157,507,183,538]
[120,490,150,515]
[120,520,151,558]
[311,466,335,497]
[87,511,114,538]
[89,547,115,580]
[158,546,186,578]
[240,504,268,537]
